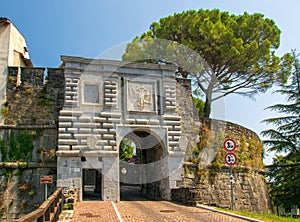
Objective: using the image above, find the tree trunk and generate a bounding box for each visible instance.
[204,96,211,118]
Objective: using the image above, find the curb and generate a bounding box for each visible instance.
[196,204,263,222]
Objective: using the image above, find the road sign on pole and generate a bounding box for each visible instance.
[40,175,53,184]
[40,175,53,200]
[223,138,237,152]
[229,166,234,210]
[224,153,237,166]
[225,155,236,210]
[223,139,237,211]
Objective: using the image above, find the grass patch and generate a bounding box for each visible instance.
[216,208,300,222]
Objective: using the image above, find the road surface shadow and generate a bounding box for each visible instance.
[120,185,162,201]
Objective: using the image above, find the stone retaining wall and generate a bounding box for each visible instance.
[0,126,58,221]
[0,165,57,221]
[172,166,272,213]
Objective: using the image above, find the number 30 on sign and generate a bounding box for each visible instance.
[223,138,237,152]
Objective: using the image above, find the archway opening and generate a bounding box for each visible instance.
[119,130,168,200]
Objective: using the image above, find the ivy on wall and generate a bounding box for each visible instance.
[0,101,9,121]
[0,130,34,162]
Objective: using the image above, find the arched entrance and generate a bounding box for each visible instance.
[57,56,185,202]
[119,129,169,200]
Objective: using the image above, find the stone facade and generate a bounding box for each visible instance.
[56,56,185,201]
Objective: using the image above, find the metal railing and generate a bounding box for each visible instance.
[15,187,64,222]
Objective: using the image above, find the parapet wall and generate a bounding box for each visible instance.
[3,67,65,126]
[201,118,260,141]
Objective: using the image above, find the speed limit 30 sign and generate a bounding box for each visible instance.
[224,138,237,152]
[224,153,237,166]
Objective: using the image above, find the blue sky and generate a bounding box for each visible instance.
[1,0,299,164]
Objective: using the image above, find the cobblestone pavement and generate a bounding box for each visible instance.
[117,200,248,222]
[116,186,248,222]
[65,186,251,222]
[70,202,120,222]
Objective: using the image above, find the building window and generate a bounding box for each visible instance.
[84,84,100,104]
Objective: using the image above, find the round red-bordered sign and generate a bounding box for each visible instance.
[224,153,237,166]
[223,138,237,152]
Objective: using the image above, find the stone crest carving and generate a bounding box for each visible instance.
[128,82,154,111]
[136,86,151,110]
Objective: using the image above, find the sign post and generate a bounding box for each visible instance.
[230,166,233,210]
[224,139,237,210]
[40,175,53,200]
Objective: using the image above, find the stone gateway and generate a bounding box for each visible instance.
[56,56,186,202]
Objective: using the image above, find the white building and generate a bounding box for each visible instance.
[0,17,33,124]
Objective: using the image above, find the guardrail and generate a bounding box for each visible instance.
[15,187,64,222]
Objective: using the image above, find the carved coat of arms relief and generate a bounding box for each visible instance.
[128,83,154,111]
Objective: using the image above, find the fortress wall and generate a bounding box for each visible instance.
[0,126,58,221]
[174,78,271,213]
[172,166,272,213]
[3,67,64,126]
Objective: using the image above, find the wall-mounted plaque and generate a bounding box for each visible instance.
[127,81,155,112]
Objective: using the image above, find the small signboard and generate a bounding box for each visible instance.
[223,138,237,152]
[40,175,53,184]
[224,153,237,166]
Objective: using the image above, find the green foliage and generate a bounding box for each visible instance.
[184,165,190,175]
[0,107,8,119]
[14,93,21,100]
[192,97,205,118]
[64,203,71,210]
[262,50,300,209]
[210,158,223,169]
[1,101,9,120]
[38,93,53,106]
[119,138,135,160]
[8,76,16,83]
[24,87,33,95]
[194,123,225,169]
[0,140,7,161]
[268,154,300,209]
[262,51,300,154]
[123,9,294,118]
[218,208,300,222]
[0,130,34,162]
[28,190,35,196]
[3,167,13,178]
